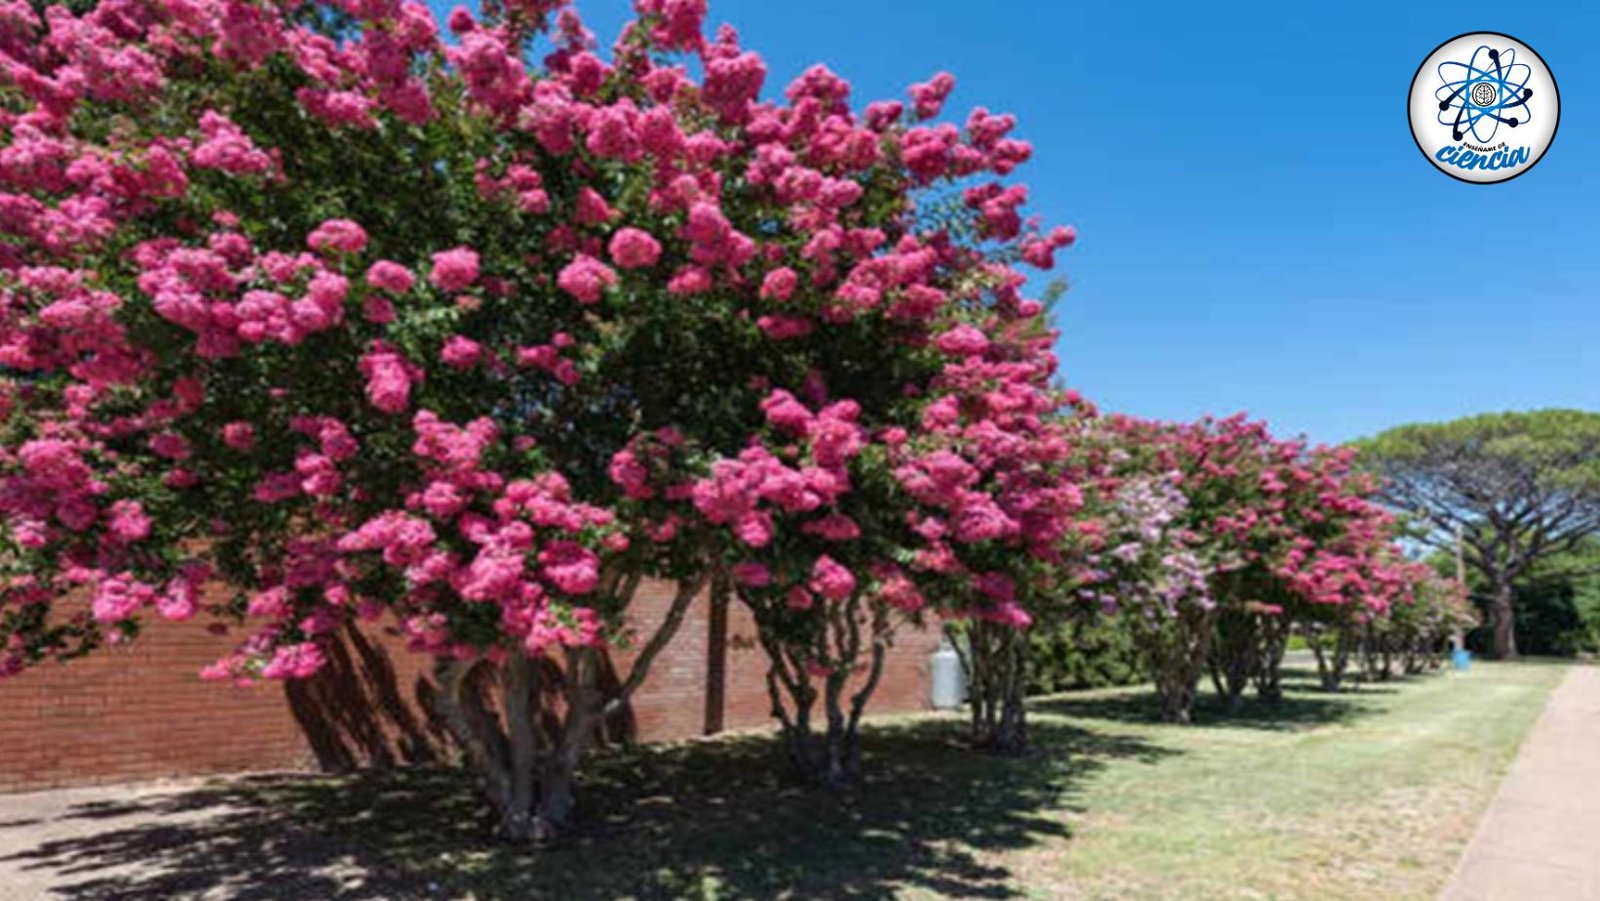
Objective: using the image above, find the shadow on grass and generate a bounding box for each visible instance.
[1032,664,1397,731]
[0,717,1176,900]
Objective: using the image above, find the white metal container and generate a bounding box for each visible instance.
[929,633,966,709]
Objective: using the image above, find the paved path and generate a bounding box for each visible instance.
[1443,664,1600,900]
[0,777,405,899]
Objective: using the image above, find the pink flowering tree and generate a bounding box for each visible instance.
[1269,448,1410,693]
[908,383,1092,756]
[1150,417,1379,706]
[1097,416,1281,710]
[1171,417,1307,708]
[696,115,1080,778]
[1289,533,1414,692]
[0,0,1074,832]
[1384,567,1472,675]
[701,393,923,786]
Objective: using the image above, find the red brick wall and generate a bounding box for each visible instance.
[0,581,938,792]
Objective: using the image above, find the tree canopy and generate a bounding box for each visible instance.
[1355,409,1600,658]
[0,0,1079,839]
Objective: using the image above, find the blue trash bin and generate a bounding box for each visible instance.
[1452,647,1472,671]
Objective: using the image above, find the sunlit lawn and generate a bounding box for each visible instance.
[37,657,1563,899]
[1012,659,1563,899]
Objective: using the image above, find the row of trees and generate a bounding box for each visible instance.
[0,0,1463,844]
[952,413,1474,739]
[0,0,1079,840]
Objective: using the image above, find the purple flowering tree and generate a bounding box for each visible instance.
[1086,471,1216,723]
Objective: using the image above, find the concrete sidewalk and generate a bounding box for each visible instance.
[0,777,402,899]
[1443,664,1600,900]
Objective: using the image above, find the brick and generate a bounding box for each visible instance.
[0,578,938,791]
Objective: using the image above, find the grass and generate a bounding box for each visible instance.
[22,657,1565,899]
[1021,659,1563,899]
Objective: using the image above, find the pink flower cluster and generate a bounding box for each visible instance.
[360,342,421,414]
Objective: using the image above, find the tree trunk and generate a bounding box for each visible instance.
[433,658,526,841]
[755,593,893,785]
[535,759,576,837]
[1402,643,1424,676]
[1253,614,1288,704]
[1209,609,1256,711]
[1358,623,1381,682]
[537,646,604,840]
[499,653,538,842]
[1154,667,1197,724]
[429,572,707,843]
[1490,578,1518,660]
[1134,604,1212,725]
[962,620,1030,755]
[1307,621,1353,692]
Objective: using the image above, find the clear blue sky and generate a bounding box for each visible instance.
[478,1,1600,445]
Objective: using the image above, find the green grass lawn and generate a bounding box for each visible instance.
[105,658,1563,899]
[1015,659,1564,899]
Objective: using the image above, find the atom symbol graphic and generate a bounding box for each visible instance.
[1436,45,1533,143]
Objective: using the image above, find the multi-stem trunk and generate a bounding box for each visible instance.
[1358,623,1378,681]
[1426,633,1448,669]
[1307,619,1356,692]
[957,619,1028,755]
[1253,612,1288,703]
[1132,604,1213,725]
[1208,607,1257,711]
[1356,622,1395,682]
[1402,642,1424,675]
[431,572,706,842]
[754,591,890,787]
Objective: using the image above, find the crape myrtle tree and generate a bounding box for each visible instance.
[667,81,1081,779]
[1126,415,1284,711]
[1352,561,1440,683]
[921,387,1094,756]
[1350,561,1421,682]
[1350,561,1469,681]
[1288,534,1412,692]
[1251,442,1407,700]
[895,261,1094,757]
[1083,463,1215,724]
[1082,416,1254,723]
[1356,410,1600,660]
[1387,568,1474,674]
[0,0,1075,838]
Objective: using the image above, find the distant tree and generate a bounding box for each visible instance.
[1432,540,1600,657]
[1356,410,1600,659]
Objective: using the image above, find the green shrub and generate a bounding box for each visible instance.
[1027,611,1146,694]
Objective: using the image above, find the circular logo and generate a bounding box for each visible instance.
[1408,32,1559,184]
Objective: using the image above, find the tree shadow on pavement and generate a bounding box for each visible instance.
[0,716,1175,900]
[0,780,428,901]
